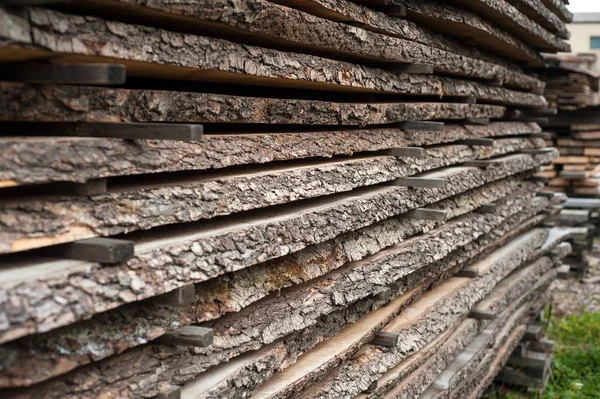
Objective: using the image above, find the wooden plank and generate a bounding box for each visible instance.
[156,326,214,348]
[0,191,549,395]
[402,208,448,221]
[0,62,126,85]
[0,3,543,92]
[37,237,134,264]
[434,0,570,52]
[560,170,588,180]
[0,122,204,141]
[462,138,494,146]
[387,147,424,157]
[400,121,445,132]
[391,177,446,188]
[469,309,496,320]
[0,122,543,186]
[369,320,479,399]
[463,160,494,168]
[270,0,546,86]
[478,203,497,213]
[564,197,600,209]
[523,325,543,341]
[247,284,426,399]
[464,118,490,126]
[370,332,400,347]
[389,0,546,64]
[521,147,556,154]
[1,146,522,254]
[460,229,544,277]
[527,338,555,353]
[507,350,550,370]
[385,63,433,74]
[0,82,506,126]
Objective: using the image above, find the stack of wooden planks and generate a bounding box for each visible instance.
[0,1,573,398]
[495,323,555,393]
[538,57,600,196]
[550,198,600,278]
[539,54,599,111]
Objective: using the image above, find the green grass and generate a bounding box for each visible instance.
[484,312,600,399]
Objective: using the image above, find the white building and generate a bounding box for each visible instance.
[567,13,600,72]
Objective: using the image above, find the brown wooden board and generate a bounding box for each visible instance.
[0,153,555,346]
[0,5,544,91]
[0,82,506,125]
[0,122,542,186]
[0,140,544,254]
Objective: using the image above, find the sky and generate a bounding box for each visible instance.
[568,0,600,13]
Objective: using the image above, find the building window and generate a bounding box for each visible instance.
[591,37,600,49]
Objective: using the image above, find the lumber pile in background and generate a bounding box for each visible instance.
[0,1,573,398]
[536,55,600,279]
[539,55,600,197]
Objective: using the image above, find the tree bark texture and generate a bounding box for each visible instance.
[0,138,543,253]
[0,122,542,185]
[43,0,536,72]
[356,0,545,67]
[0,151,554,345]
[503,0,569,37]
[0,4,544,90]
[539,0,572,23]
[0,82,506,126]
[461,290,552,399]
[0,7,548,103]
[434,0,569,51]
[0,197,555,398]
[444,282,554,399]
[0,178,533,387]
[361,319,480,399]
[266,0,540,78]
[277,227,551,399]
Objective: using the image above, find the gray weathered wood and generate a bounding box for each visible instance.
[478,204,497,214]
[38,237,134,264]
[564,197,600,209]
[156,326,213,348]
[386,63,433,74]
[1,122,204,141]
[387,147,424,157]
[464,118,490,126]
[391,177,446,188]
[523,325,543,342]
[0,63,126,85]
[521,148,555,154]
[469,309,497,320]
[507,351,549,370]
[462,138,494,146]
[403,208,448,221]
[370,332,400,348]
[463,160,493,168]
[400,121,445,132]
[527,338,555,353]
[456,269,480,278]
